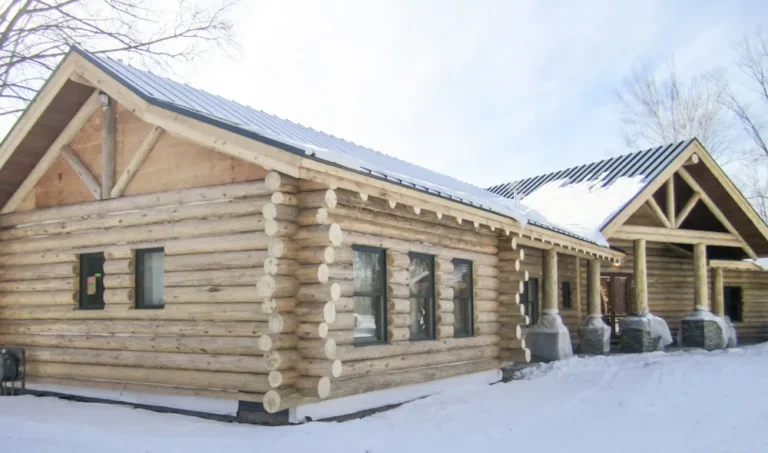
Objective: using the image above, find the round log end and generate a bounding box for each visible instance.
[323,246,335,264]
[316,208,329,225]
[514,259,520,272]
[268,370,283,387]
[258,334,272,351]
[331,359,342,378]
[515,325,522,339]
[262,203,277,220]
[323,300,336,323]
[325,189,338,209]
[264,351,280,370]
[264,171,282,191]
[265,220,278,237]
[317,263,330,284]
[268,313,285,333]
[524,270,529,282]
[257,275,276,298]
[263,257,278,275]
[268,239,286,258]
[318,322,329,338]
[519,248,525,261]
[317,377,331,399]
[263,390,281,413]
[329,223,342,246]
[324,337,337,359]
[330,282,341,301]
[523,348,532,363]
[262,298,277,314]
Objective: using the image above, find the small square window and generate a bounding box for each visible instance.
[79,252,105,310]
[136,248,165,309]
[408,252,435,340]
[452,258,473,337]
[562,281,572,309]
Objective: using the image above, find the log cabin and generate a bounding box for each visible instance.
[488,139,768,353]
[0,47,625,423]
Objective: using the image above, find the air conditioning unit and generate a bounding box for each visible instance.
[0,347,25,396]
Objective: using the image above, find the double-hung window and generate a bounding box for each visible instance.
[452,258,473,337]
[79,252,105,310]
[353,246,387,344]
[135,248,165,309]
[408,252,435,340]
[562,281,572,309]
[523,278,539,325]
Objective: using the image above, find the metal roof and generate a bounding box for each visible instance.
[487,140,693,230]
[73,47,539,229]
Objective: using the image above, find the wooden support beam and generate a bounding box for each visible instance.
[612,225,743,247]
[60,145,101,200]
[633,239,648,315]
[542,249,558,314]
[677,167,758,260]
[111,126,164,198]
[2,90,101,213]
[666,177,675,227]
[646,196,671,228]
[575,256,582,325]
[587,259,601,317]
[712,267,724,316]
[675,193,700,228]
[101,94,116,199]
[693,243,709,311]
[708,259,763,271]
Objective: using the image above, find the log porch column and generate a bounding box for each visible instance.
[542,248,558,315]
[712,268,724,317]
[633,239,648,315]
[526,248,573,360]
[587,259,601,317]
[693,242,709,311]
[579,258,611,355]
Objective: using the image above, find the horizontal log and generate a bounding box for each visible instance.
[262,204,299,221]
[387,251,411,269]
[270,192,297,206]
[474,322,501,335]
[164,232,272,255]
[297,190,337,209]
[26,362,274,393]
[388,269,410,286]
[263,350,301,371]
[263,378,331,412]
[164,268,264,287]
[329,312,355,331]
[0,251,77,266]
[256,276,300,298]
[388,298,410,313]
[342,231,498,265]
[0,263,78,281]
[437,300,454,313]
[0,303,277,322]
[163,286,259,303]
[296,322,329,339]
[437,312,455,326]
[0,290,77,306]
[296,246,336,264]
[475,264,499,278]
[387,327,410,342]
[103,259,133,275]
[436,325,454,338]
[296,301,337,324]
[297,264,329,284]
[321,334,500,361]
[327,264,354,281]
[500,348,531,364]
[475,276,499,290]
[261,298,297,314]
[0,320,272,336]
[0,216,266,255]
[499,249,524,261]
[265,171,299,193]
[436,286,454,301]
[263,258,299,276]
[296,282,342,303]
[294,224,343,247]
[296,208,329,226]
[474,289,498,300]
[435,259,455,275]
[104,288,134,304]
[0,278,77,293]
[295,359,343,378]
[388,284,409,299]
[334,297,354,312]
[475,300,499,312]
[297,338,337,360]
[103,274,134,289]
[475,312,499,323]
[0,199,269,241]
[340,346,498,379]
[265,220,298,238]
[164,251,268,272]
[22,346,272,373]
[267,238,299,259]
[387,313,411,327]
[327,330,355,345]
[257,334,299,351]
[0,333,261,355]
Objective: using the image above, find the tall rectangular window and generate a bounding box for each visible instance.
[136,248,165,309]
[562,281,572,309]
[79,252,105,310]
[523,277,539,325]
[452,258,473,337]
[724,286,743,322]
[408,252,435,340]
[353,246,387,344]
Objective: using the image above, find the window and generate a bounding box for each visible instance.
[561,281,572,309]
[724,286,743,322]
[352,246,387,344]
[452,259,473,337]
[136,248,165,309]
[408,252,435,340]
[522,278,539,325]
[79,252,105,310]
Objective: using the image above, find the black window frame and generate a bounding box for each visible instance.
[724,285,743,322]
[408,252,436,341]
[452,258,474,338]
[523,277,539,325]
[352,245,388,346]
[561,281,572,309]
[79,252,105,310]
[135,247,165,310]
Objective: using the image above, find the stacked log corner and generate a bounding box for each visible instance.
[497,238,531,364]
[0,179,284,403]
[261,175,343,413]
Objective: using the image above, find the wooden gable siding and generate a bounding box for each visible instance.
[17,104,267,211]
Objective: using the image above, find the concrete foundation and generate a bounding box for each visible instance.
[526,312,574,361]
[579,315,611,355]
[680,311,728,350]
[619,314,672,353]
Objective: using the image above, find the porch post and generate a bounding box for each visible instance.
[579,259,611,354]
[681,243,728,350]
[619,238,672,353]
[526,249,573,361]
[712,268,724,317]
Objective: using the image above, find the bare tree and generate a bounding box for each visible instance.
[0,0,237,117]
[616,63,734,162]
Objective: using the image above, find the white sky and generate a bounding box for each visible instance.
[4,1,766,188]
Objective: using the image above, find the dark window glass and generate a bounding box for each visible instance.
[452,259,473,337]
[136,248,165,309]
[523,278,539,325]
[724,286,743,322]
[353,246,387,344]
[562,281,572,309]
[408,252,435,340]
[79,252,105,310]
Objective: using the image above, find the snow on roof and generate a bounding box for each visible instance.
[488,141,694,243]
[74,48,543,233]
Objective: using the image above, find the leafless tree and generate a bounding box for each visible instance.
[0,0,238,116]
[616,63,734,162]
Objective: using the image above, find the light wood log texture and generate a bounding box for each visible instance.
[500,348,531,364]
[387,251,411,269]
[634,239,648,314]
[265,220,298,237]
[265,171,299,193]
[0,291,77,306]
[60,145,101,200]
[297,190,337,208]
[26,362,274,393]
[268,238,300,259]
[296,322,329,339]
[0,320,273,336]
[103,288,133,304]
[164,269,264,287]
[340,346,498,379]
[111,125,164,198]
[262,203,299,221]
[387,327,410,342]
[0,179,270,227]
[103,259,133,275]
[322,335,500,361]
[712,267,724,316]
[256,276,300,298]
[0,263,78,281]
[693,242,708,311]
[436,325,454,338]
[163,286,259,303]
[0,278,77,293]
[295,359,342,378]
[296,338,337,359]
[263,350,302,371]
[342,232,497,265]
[294,224,343,247]
[296,301,337,324]
[388,298,411,313]
[261,298,297,314]
[297,246,336,264]
[0,303,277,322]
[0,251,77,266]
[675,193,700,228]
[164,251,268,272]
[263,377,331,412]
[258,334,299,351]
[328,312,354,331]
[270,192,297,206]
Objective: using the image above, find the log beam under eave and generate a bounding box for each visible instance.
[611,225,743,247]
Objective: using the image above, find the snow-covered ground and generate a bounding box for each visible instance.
[3,344,768,453]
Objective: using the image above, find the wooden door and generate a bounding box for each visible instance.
[600,274,631,336]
